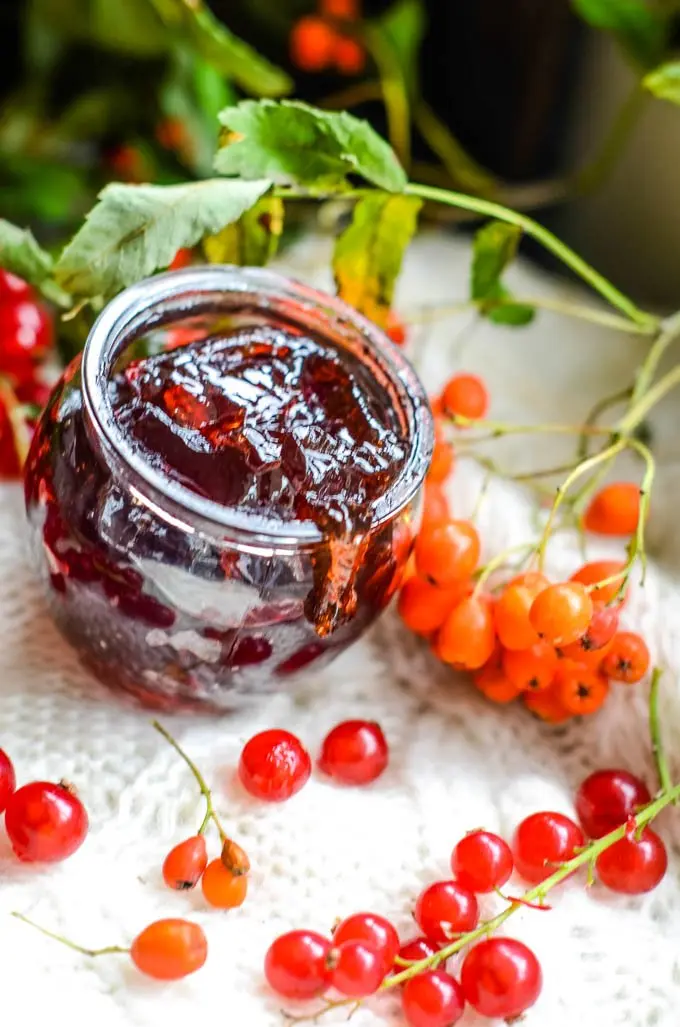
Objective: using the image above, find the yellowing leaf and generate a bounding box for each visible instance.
[202,195,284,266]
[332,193,421,328]
[644,61,680,105]
[55,178,271,298]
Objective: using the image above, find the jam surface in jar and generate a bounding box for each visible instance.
[112,326,407,535]
[24,293,424,713]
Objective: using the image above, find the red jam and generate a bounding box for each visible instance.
[24,313,420,712]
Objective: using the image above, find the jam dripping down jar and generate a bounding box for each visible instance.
[24,267,433,712]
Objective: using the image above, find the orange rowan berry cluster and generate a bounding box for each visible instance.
[399,372,652,724]
[289,0,365,76]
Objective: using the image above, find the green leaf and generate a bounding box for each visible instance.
[215,101,407,193]
[644,61,680,105]
[55,178,271,298]
[471,222,522,301]
[148,0,292,97]
[202,195,284,266]
[571,0,667,68]
[374,0,425,97]
[88,0,170,56]
[488,300,535,327]
[332,193,421,328]
[0,220,54,286]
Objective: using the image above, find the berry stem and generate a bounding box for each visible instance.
[618,363,680,437]
[449,415,612,438]
[472,542,535,597]
[12,912,129,957]
[152,720,227,841]
[403,183,657,329]
[649,668,674,797]
[629,310,680,407]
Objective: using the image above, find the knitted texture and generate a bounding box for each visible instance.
[1,234,678,1027]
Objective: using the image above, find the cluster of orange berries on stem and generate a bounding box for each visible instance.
[289,0,365,76]
[399,370,651,723]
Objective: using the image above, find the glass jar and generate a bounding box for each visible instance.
[24,267,433,712]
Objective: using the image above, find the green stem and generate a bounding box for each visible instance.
[12,913,129,957]
[535,440,625,569]
[572,84,648,197]
[649,668,673,796]
[412,100,497,197]
[152,720,226,841]
[577,388,632,461]
[473,543,536,597]
[361,26,411,171]
[404,183,658,329]
[406,296,654,334]
[619,363,680,436]
[385,778,680,990]
[630,310,680,406]
[450,415,611,439]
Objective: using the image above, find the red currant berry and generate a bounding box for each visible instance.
[0,300,52,366]
[239,729,311,802]
[575,769,651,839]
[333,912,399,974]
[0,269,32,305]
[265,930,332,999]
[130,919,207,980]
[451,830,513,893]
[0,747,16,813]
[513,811,584,884]
[461,937,542,1018]
[402,969,466,1027]
[596,828,667,894]
[328,940,385,997]
[162,835,208,890]
[318,720,388,786]
[5,781,88,862]
[396,936,440,967]
[414,881,479,942]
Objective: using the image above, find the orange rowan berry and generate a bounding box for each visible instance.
[421,481,451,530]
[441,373,489,422]
[437,596,496,670]
[415,520,480,585]
[494,572,549,651]
[474,660,523,704]
[569,560,628,607]
[321,0,360,18]
[289,16,336,72]
[398,576,470,636]
[583,482,642,536]
[427,421,455,483]
[529,582,593,647]
[502,641,558,693]
[554,663,609,716]
[523,687,573,724]
[333,36,365,75]
[600,632,650,684]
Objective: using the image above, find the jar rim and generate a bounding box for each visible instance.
[82,266,434,548]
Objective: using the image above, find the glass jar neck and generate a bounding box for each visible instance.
[81,266,433,550]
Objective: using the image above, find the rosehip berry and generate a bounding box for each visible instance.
[402,969,465,1027]
[461,938,542,1018]
[441,372,489,422]
[414,881,479,942]
[513,811,584,884]
[332,912,399,974]
[201,858,248,908]
[130,919,207,980]
[162,835,208,890]
[0,747,16,812]
[5,781,88,862]
[596,828,667,893]
[600,631,650,683]
[396,936,440,967]
[529,582,593,647]
[451,830,513,893]
[318,720,388,786]
[239,729,311,802]
[265,930,332,999]
[575,769,651,839]
[328,940,384,996]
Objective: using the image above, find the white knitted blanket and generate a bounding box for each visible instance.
[1,233,679,1027]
